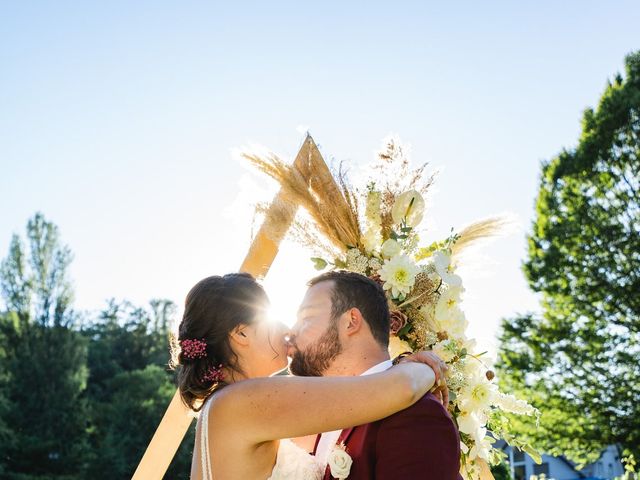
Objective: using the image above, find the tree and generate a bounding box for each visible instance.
[497,52,640,465]
[0,213,88,479]
[81,299,193,479]
[0,213,74,327]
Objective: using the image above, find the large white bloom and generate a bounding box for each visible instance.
[391,190,425,227]
[436,306,468,340]
[457,370,498,414]
[432,251,462,287]
[457,411,484,436]
[379,255,420,298]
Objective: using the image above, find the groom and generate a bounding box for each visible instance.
[288,270,462,480]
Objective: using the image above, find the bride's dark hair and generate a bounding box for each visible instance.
[170,273,269,411]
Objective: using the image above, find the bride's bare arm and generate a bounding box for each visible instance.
[210,362,435,443]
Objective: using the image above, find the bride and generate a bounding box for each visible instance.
[172,273,445,480]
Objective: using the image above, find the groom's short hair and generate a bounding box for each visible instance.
[308,270,390,348]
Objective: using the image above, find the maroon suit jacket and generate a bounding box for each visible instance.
[315,392,463,480]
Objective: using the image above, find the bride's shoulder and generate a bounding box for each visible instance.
[205,378,273,417]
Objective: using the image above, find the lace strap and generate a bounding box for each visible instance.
[200,397,213,480]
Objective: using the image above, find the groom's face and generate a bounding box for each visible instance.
[288,281,343,377]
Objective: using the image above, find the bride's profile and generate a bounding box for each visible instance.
[171,272,443,480]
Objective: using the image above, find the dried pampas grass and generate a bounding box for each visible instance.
[242,143,363,255]
[451,216,516,259]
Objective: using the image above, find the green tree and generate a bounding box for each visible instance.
[497,52,640,465]
[82,299,193,479]
[0,213,88,479]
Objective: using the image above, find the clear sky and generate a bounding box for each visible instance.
[1,1,638,357]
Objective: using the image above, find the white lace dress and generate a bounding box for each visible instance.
[198,397,324,480]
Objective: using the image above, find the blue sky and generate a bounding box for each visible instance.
[1,1,638,356]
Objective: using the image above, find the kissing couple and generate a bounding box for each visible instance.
[173,270,462,479]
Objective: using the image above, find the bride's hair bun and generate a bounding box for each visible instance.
[169,273,268,412]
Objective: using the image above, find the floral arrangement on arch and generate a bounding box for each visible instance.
[243,135,540,478]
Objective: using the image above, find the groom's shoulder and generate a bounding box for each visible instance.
[381,391,453,424]
[371,391,460,453]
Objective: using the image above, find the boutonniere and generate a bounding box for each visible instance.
[327,442,352,479]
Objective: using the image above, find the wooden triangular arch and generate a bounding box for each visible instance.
[132,135,494,480]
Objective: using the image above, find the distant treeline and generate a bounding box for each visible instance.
[0,213,193,479]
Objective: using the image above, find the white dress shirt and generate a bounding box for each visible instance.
[314,359,394,466]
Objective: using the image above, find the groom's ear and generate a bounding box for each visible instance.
[344,308,364,337]
[230,325,251,347]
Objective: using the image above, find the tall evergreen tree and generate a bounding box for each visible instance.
[0,213,88,479]
[497,52,640,464]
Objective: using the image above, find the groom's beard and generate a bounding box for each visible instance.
[289,319,342,377]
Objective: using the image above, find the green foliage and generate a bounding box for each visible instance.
[81,299,193,479]
[0,212,74,327]
[0,214,194,478]
[490,460,511,480]
[498,52,640,465]
[0,214,88,478]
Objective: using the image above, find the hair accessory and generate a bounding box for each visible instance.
[202,364,225,383]
[179,338,208,360]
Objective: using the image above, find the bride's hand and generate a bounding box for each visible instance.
[394,351,449,406]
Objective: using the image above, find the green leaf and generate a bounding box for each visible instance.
[523,445,542,465]
[310,257,328,270]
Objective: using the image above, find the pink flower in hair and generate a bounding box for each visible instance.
[202,364,225,383]
[180,338,208,360]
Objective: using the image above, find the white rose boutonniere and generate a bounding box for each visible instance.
[327,442,352,479]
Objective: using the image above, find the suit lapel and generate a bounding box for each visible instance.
[312,434,322,455]
[337,426,356,445]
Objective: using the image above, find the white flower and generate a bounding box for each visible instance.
[434,286,469,340]
[435,285,463,316]
[391,190,425,227]
[381,238,402,258]
[468,427,493,461]
[432,251,462,287]
[435,306,468,340]
[388,335,413,358]
[368,257,382,273]
[365,190,382,225]
[457,411,484,436]
[379,255,420,298]
[363,229,380,254]
[345,248,369,274]
[363,190,382,253]
[457,370,498,413]
[493,392,537,416]
[327,444,352,480]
